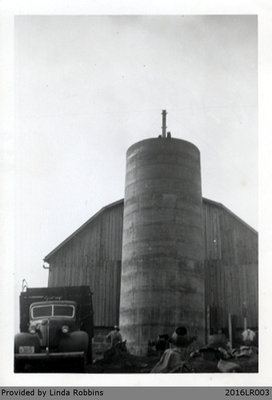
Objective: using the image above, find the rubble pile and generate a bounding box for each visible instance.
[90,341,159,373]
[88,336,258,374]
[87,329,258,374]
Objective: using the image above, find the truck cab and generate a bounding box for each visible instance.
[14,286,93,372]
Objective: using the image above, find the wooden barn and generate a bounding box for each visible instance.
[44,197,258,343]
[202,198,258,335]
[45,200,124,330]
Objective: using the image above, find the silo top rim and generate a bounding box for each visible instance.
[126,137,200,156]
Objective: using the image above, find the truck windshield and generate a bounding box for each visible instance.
[31,304,75,319]
[32,305,53,318]
[54,305,74,317]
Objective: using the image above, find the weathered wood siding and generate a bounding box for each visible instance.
[47,201,124,327]
[46,198,258,331]
[203,199,258,329]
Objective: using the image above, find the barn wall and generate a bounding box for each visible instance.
[47,201,124,327]
[46,198,258,333]
[202,199,258,330]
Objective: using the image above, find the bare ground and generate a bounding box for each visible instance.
[87,352,258,374]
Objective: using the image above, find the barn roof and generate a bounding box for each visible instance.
[43,199,124,262]
[202,197,258,235]
[44,197,257,263]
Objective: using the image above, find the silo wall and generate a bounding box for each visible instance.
[119,137,205,355]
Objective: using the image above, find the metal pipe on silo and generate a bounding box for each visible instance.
[119,123,205,355]
[162,109,167,138]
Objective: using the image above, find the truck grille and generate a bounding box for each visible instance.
[48,323,61,348]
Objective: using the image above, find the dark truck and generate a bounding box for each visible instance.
[14,286,93,372]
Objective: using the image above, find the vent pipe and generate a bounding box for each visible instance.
[162,109,167,138]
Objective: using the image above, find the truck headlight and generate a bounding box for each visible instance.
[29,325,36,334]
[62,325,69,334]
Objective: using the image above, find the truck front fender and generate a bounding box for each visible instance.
[14,332,41,354]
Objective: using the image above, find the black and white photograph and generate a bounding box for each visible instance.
[12,14,259,375]
[1,2,272,391]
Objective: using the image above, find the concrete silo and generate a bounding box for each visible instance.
[119,111,205,355]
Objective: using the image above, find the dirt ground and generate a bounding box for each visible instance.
[87,350,258,374]
[16,346,258,373]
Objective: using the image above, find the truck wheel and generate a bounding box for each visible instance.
[14,360,25,373]
[87,345,93,365]
[77,354,87,373]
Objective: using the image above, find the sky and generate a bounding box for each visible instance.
[14,15,257,302]
[1,0,272,391]
[1,3,271,386]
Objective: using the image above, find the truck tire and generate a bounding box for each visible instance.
[14,359,25,373]
[87,340,93,365]
[78,354,87,373]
